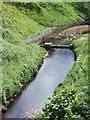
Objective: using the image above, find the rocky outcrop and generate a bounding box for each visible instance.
[27,19,90,43]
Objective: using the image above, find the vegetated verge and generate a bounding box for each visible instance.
[1,2,90,112]
[1,3,45,109]
[36,35,89,120]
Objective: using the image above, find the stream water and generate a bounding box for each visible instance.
[3,48,74,118]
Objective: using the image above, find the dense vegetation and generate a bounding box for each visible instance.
[1,2,90,115]
[8,2,90,28]
[36,35,89,120]
[1,3,46,106]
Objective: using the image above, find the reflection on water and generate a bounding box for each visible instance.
[3,49,74,118]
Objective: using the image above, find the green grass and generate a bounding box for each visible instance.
[10,2,81,27]
[1,3,46,105]
[2,3,45,39]
[36,35,89,120]
[2,39,45,103]
[1,2,90,109]
[13,2,90,27]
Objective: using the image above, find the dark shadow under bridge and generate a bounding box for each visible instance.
[40,43,74,50]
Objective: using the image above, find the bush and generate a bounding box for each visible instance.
[36,35,89,120]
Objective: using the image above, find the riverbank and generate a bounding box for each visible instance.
[36,34,89,120]
[2,49,74,118]
[1,3,46,111]
[1,2,90,117]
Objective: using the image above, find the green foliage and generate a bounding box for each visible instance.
[2,3,44,39]
[2,35,45,103]
[17,2,81,27]
[38,89,77,120]
[8,2,90,28]
[2,38,45,103]
[36,35,89,120]
[2,3,45,105]
[70,2,90,18]
[1,1,90,112]
[2,15,12,28]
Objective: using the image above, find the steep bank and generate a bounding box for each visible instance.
[37,34,89,120]
[1,2,90,110]
[2,3,45,107]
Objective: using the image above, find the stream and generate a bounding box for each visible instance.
[2,48,74,118]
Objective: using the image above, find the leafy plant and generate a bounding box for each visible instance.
[36,35,89,120]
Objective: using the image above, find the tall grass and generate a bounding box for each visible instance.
[2,3,45,105]
[1,2,90,108]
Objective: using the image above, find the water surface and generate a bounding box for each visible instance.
[3,49,74,118]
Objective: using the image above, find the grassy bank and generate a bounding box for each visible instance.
[10,2,90,28]
[1,2,90,109]
[36,35,89,120]
[1,3,45,106]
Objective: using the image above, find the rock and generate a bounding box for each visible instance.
[20,108,41,118]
